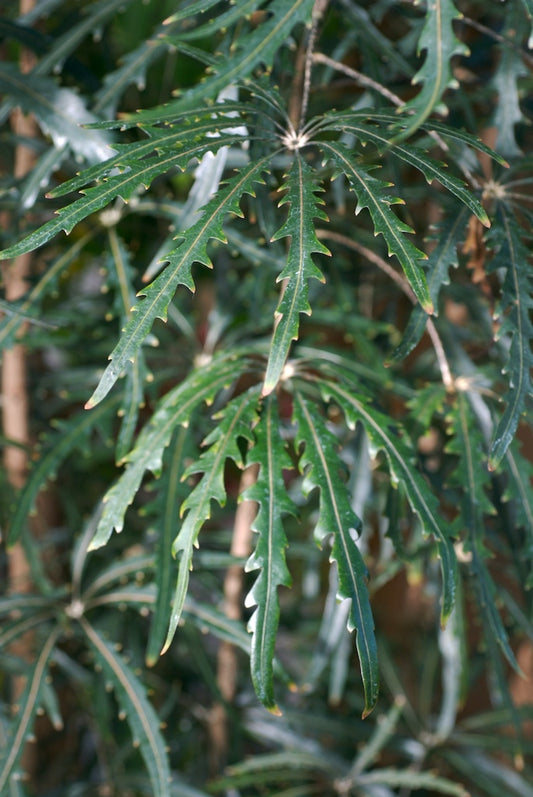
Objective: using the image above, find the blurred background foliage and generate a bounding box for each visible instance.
[1,1,533,796]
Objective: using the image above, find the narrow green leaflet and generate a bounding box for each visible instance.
[80,618,171,797]
[318,141,432,312]
[0,627,61,793]
[106,228,149,463]
[488,208,533,469]
[293,392,378,717]
[320,381,457,623]
[173,0,265,41]
[244,396,296,712]
[398,0,468,139]
[89,354,248,550]
[49,116,247,197]
[320,115,489,226]
[358,768,469,796]
[391,208,469,361]
[263,156,329,396]
[86,154,274,408]
[164,0,229,24]
[163,386,260,652]
[8,394,121,546]
[0,64,114,164]
[446,392,518,669]
[149,0,315,115]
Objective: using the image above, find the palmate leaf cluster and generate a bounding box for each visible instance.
[1,1,533,795]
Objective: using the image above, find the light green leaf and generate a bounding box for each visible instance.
[244,396,296,712]
[488,208,533,469]
[318,141,432,312]
[262,156,329,396]
[89,354,249,551]
[0,627,60,793]
[320,380,457,623]
[86,154,273,408]
[164,386,260,652]
[293,392,378,717]
[145,428,190,666]
[398,0,468,139]
[80,618,171,797]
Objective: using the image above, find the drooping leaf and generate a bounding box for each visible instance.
[318,141,432,312]
[398,0,468,139]
[163,386,260,652]
[391,208,469,361]
[86,154,274,408]
[293,391,378,717]
[488,208,533,469]
[0,627,60,793]
[445,391,518,669]
[244,396,296,712]
[89,353,250,551]
[262,156,329,396]
[80,618,171,797]
[320,379,457,623]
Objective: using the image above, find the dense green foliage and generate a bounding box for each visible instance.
[1,1,533,795]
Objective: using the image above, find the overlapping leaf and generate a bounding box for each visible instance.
[318,141,432,312]
[391,208,469,361]
[0,127,245,260]
[89,353,249,550]
[164,386,261,652]
[320,380,457,623]
[244,396,296,712]
[86,154,274,408]
[262,156,329,396]
[81,618,171,797]
[488,208,533,469]
[293,392,378,717]
[398,0,468,139]
[137,0,314,117]
[320,114,489,226]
